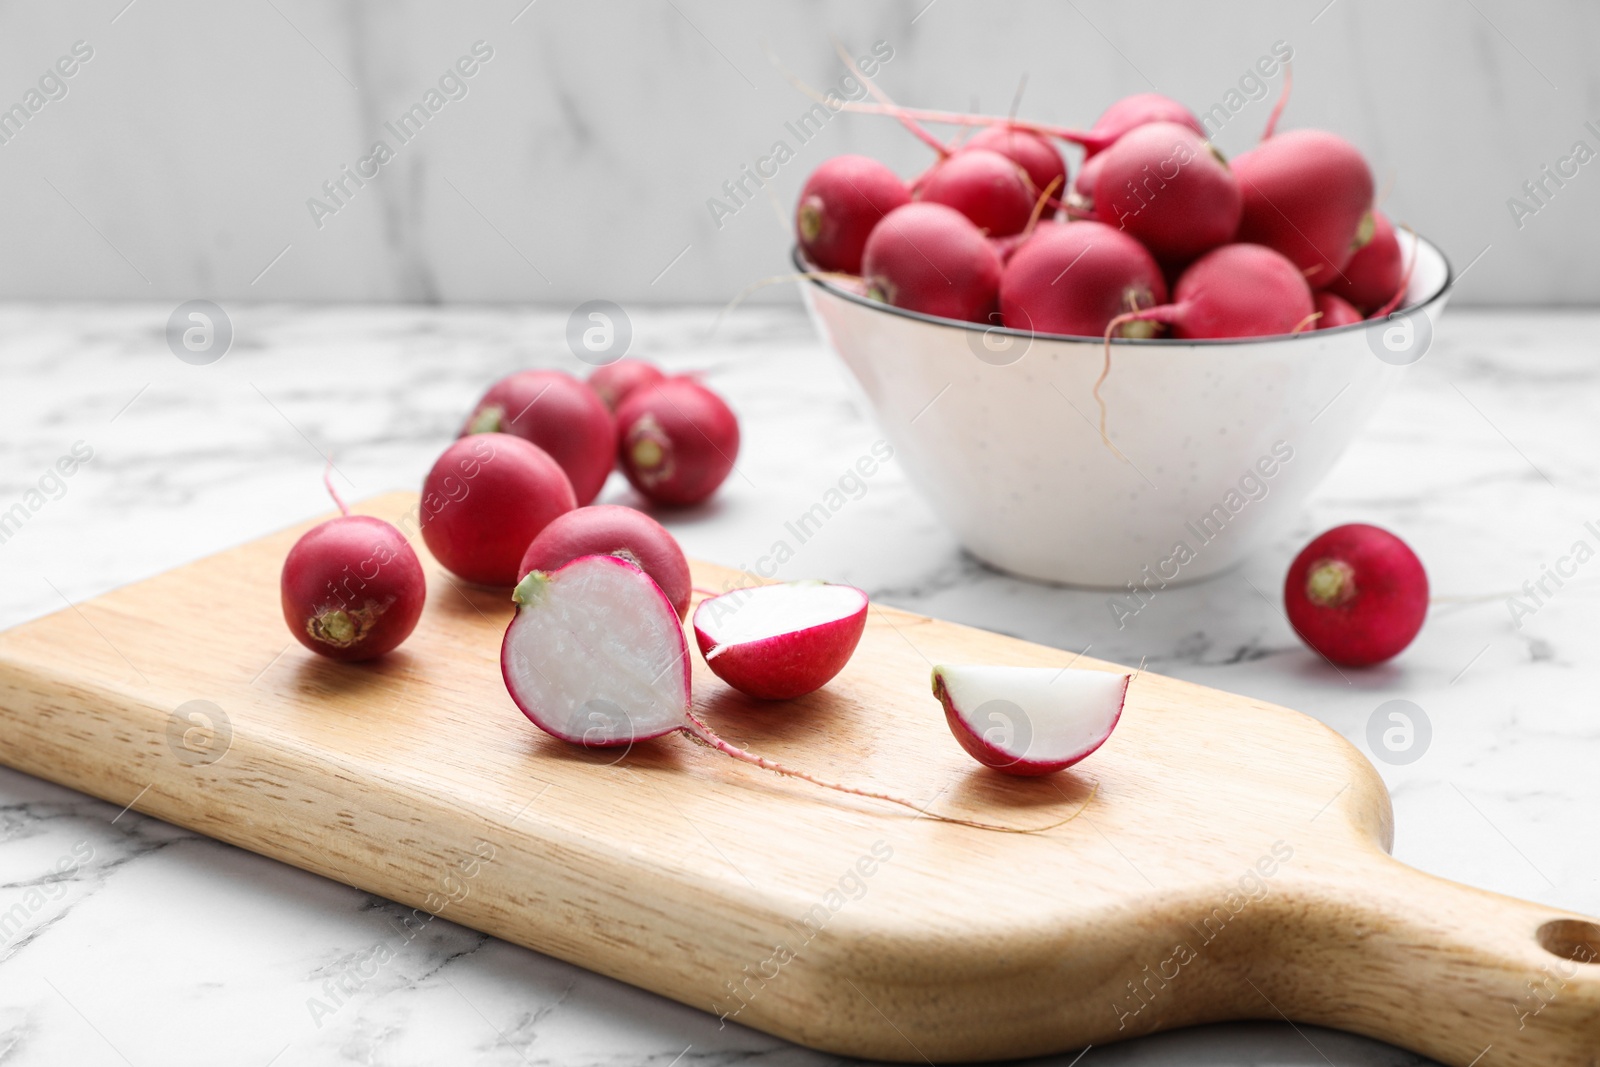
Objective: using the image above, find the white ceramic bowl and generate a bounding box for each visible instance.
[799,238,1453,588]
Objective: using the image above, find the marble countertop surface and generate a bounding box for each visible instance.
[0,303,1596,1066]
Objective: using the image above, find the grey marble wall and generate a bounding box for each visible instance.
[0,0,1595,305]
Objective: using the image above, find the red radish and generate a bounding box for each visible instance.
[281,489,425,663]
[1314,290,1363,329]
[1000,221,1167,337]
[1083,93,1206,156]
[1328,211,1402,312]
[795,155,911,275]
[1284,524,1428,667]
[861,202,1003,323]
[503,556,1072,831]
[518,504,692,619]
[917,148,1035,237]
[1092,122,1241,266]
[589,359,665,412]
[1068,151,1106,212]
[1106,243,1314,340]
[461,370,614,506]
[962,125,1067,205]
[1231,129,1374,288]
[934,665,1130,775]
[421,434,577,586]
[615,377,740,507]
[693,582,868,700]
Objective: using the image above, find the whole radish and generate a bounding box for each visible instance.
[461,370,614,506]
[281,491,426,663]
[518,504,692,618]
[1231,129,1374,288]
[962,125,1067,205]
[616,377,740,507]
[694,582,868,700]
[1092,122,1242,266]
[1314,290,1363,329]
[917,148,1035,237]
[795,155,911,275]
[1000,221,1167,337]
[1107,243,1314,340]
[1284,524,1428,667]
[861,202,1003,323]
[1082,93,1206,156]
[588,359,665,412]
[1328,211,1403,312]
[421,434,577,586]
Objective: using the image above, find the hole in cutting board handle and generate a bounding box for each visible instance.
[1537,919,1600,965]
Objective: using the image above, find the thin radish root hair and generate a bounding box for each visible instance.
[1261,62,1293,141]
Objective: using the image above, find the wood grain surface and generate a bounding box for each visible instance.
[0,492,1595,1064]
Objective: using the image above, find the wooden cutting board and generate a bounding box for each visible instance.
[0,492,1595,1065]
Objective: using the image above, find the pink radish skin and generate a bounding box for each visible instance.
[281,514,426,662]
[1083,93,1206,156]
[693,582,868,700]
[933,665,1130,775]
[917,148,1035,237]
[861,202,1003,323]
[518,504,692,619]
[1314,291,1363,329]
[962,126,1067,206]
[462,370,615,506]
[1113,243,1315,340]
[616,377,740,507]
[589,359,665,413]
[1000,221,1167,337]
[421,434,577,587]
[1328,212,1402,312]
[1232,129,1375,288]
[1068,151,1106,212]
[1092,122,1242,266]
[796,155,911,275]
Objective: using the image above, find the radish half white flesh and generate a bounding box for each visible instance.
[933,665,1130,775]
[501,554,690,746]
[693,581,869,700]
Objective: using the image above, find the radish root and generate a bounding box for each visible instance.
[323,458,349,516]
[1261,62,1293,141]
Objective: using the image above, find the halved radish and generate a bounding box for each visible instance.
[693,582,868,700]
[933,665,1130,775]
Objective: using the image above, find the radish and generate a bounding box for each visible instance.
[961,125,1067,206]
[1314,290,1363,329]
[518,504,692,619]
[1000,220,1167,337]
[462,370,615,506]
[795,154,911,275]
[503,556,1080,831]
[1092,122,1241,266]
[281,484,426,663]
[588,359,665,412]
[1105,243,1315,340]
[1083,93,1206,156]
[693,582,868,700]
[861,202,1002,323]
[615,377,740,507]
[1231,129,1374,288]
[1068,150,1105,212]
[1327,211,1402,312]
[421,434,577,587]
[917,148,1035,237]
[1284,524,1428,667]
[933,665,1130,775]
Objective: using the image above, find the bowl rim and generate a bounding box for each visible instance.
[791,233,1455,346]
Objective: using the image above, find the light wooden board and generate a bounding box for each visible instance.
[0,492,1595,1065]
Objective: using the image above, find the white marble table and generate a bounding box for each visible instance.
[1,304,1595,1066]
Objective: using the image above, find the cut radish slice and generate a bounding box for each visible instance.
[933,665,1130,775]
[501,555,690,746]
[693,581,869,700]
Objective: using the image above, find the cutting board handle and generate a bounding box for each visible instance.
[1277,851,1600,1066]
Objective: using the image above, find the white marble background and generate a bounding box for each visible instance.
[0,0,1596,305]
[1,303,1598,1064]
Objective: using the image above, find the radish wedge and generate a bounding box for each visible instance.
[501,555,689,746]
[693,581,869,700]
[933,665,1130,775]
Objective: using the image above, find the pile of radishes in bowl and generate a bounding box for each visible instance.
[796,85,1413,340]
[277,358,1136,831]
